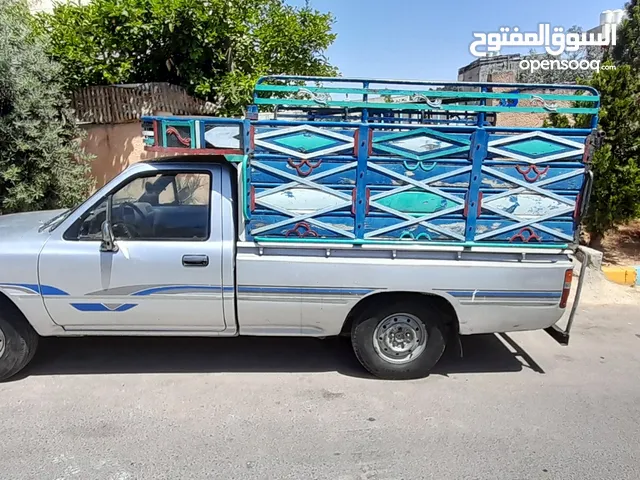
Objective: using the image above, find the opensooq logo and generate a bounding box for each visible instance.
[469,23,617,57]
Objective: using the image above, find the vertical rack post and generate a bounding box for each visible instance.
[354,124,370,239]
[477,86,487,127]
[362,81,370,123]
[465,129,487,242]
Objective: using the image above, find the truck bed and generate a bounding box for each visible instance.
[142,76,600,249]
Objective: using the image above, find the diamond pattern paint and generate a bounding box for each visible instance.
[503,139,567,157]
[388,135,452,154]
[373,128,472,161]
[487,131,585,164]
[483,194,570,220]
[259,188,347,215]
[273,133,338,153]
[254,125,354,160]
[376,191,457,217]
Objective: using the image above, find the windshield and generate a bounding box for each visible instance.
[38,204,80,233]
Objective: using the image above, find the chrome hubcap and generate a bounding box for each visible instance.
[0,327,5,358]
[373,313,427,364]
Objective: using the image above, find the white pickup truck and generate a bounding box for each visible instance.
[0,76,599,381]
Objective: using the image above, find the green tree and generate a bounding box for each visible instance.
[0,0,93,214]
[545,63,640,248]
[610,0,640,70]
[35,0,338,115]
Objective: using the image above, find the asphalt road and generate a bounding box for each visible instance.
[1,304,639,480]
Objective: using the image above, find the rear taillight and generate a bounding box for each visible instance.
[559,269,573,308]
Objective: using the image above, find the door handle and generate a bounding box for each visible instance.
[182,255,209,267]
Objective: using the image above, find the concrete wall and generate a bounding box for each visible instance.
[80,122,160,190]
[488,71,574,128]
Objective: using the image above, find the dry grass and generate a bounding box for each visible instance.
[601,220,640,266]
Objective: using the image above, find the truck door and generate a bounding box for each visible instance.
[39,166,228,332]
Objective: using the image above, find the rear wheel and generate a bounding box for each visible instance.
[0,307,39,382]
[351,299,446,380]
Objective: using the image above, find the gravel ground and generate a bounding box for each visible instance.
[0,275,639,480]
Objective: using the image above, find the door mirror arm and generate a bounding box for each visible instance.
[100,196,119,253]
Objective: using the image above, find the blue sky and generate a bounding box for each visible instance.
[288,0,624,80]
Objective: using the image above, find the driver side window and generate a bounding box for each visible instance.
[71,172,211,242]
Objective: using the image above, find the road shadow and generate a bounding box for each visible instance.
[14,332,544,381]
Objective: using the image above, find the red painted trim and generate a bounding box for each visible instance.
[463,192,469,218]
[249,125,255,151]
[153,120,159,147]
[287,158,322,177]
[464,191,483,218]
[574,193,581,220]
[284,222,319,237]
[510,227,541,243]
[582,135,591,163]
[166,126,191,147]
[353,129,359,157]
[368,130,374,156]
[351,189,357,215]
[516,164,549,183]
[365,188,371,214]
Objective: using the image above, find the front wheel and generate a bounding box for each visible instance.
[351,299,446,380]
[0,308,39,382]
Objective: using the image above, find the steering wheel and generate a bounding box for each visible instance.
[120,201,147,219]
[112,201,147,239]
[112,221,141,239]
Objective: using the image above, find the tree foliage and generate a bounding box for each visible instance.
[0,0,93,214]
[610,0,640,70]
[35,0,338,115]
[545,63,640,247]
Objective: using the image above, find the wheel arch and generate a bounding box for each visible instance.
[341,290,460,338]
[0,289,61,337]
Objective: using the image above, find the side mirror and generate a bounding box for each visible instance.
[100,220,118,253]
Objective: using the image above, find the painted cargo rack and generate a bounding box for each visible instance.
[142,76,601,249]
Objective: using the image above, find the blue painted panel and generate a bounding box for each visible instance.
[253,127,356,156]
[363,217,467,241]
[248,214,355,239]
[474,220,574,243]
[253,186,353,215]
[370,129,473,160]
[363,161,471,188]
[243,122,587,246]
[480,165,585,191]
[485,134,588,162]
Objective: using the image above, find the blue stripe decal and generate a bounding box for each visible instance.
[0,283,69,296]
[39,285,71,296]
[70,303,138,312]
[131,285,224,296]
[237,286,374,295]
[446,290,561,299]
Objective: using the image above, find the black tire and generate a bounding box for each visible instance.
[0,306,39,382]
[351,298,446,380]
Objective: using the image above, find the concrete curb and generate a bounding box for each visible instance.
[575,246,638,286]
[601,266,638,286]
